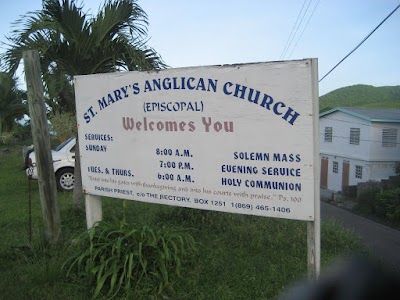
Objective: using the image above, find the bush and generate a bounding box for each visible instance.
[394,162,400,176]
[50,112,77,142]
[10,123,32,143]
[64,221,196,298]
[356,187,380,215]
[376,188,400,224]
[0,132,15,145]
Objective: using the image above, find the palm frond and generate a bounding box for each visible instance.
[0,72,27,132]
[1,0,166,114]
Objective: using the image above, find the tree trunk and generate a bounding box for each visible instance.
[73,135,84,209]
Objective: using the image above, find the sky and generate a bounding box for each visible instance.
[0,0,399,96]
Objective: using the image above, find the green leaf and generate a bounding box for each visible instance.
[92,269,114,299]
[63,220,195,298]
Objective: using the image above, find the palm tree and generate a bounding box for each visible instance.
[0,72,27,138]
[2,0,165,208]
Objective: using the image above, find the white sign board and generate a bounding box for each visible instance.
[75,59,319,221]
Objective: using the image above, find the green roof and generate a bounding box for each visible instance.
[320,107,400,123]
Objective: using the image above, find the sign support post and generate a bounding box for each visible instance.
[85,194,102,229]
[307,220,320,279]
[307,58,321,279]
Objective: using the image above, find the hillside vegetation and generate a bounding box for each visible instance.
[319,85,400,111]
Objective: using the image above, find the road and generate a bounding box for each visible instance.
[321,201,400,271]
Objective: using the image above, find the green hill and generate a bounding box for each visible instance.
[319,84,400,112]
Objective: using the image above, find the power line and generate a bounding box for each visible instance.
[319,3,400,82]
[279,0,307,60]
[287,0,321,59]
[281,0,314,60]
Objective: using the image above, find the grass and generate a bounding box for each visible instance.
[0,144,367,299]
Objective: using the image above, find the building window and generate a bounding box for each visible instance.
[350,128,360,145]
[382,128,397,147]
[332,161,338,173]
[355,165,363,179]
[324,127,332,142]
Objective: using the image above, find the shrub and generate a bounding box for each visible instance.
[50,112,77,142]
[356,187,380,215]
[0,132,15,145]
[64,222,196,298]
[7,123,32,143]
[394,162,400,176]
[376,188,400,224]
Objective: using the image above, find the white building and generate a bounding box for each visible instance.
[319,107,400,192]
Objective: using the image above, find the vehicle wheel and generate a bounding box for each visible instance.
[56,168,74,192]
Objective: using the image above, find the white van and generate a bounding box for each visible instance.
[25,137,76,191]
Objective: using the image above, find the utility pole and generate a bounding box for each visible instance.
[23,50,62,244]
